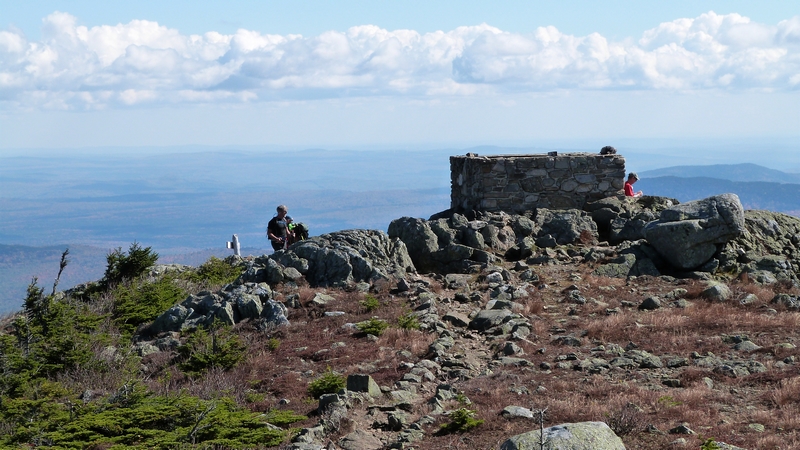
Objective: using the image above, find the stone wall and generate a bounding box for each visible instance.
[450,152,626,213]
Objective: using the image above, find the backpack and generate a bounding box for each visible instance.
[289,222,309,241]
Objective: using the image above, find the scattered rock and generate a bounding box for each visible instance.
[669,424,695,435]
[469,309,514,331]
[639,296,662,310]
[346,374,382,398]
[702,282,732,302]
[501,406,535,419]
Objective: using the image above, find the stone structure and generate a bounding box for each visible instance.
[450,152,626,213]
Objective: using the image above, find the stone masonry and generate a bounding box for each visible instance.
[451,152,626,213]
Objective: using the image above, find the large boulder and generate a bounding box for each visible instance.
[642,194,745,270]
[387,217,441,272]
[533,209,598,246]
[292,229,414,287]
[500,421,625,450]
[389,215,479,273]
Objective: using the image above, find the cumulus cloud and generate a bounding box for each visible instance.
[1,11,798,108]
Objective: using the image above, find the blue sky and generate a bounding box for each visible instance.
[1,1,798,150]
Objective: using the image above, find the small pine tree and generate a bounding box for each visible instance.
[177,323,247,377]
[307,368,346,399]
[104,242,159,287]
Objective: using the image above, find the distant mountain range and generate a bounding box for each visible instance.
[637,163,800,216]
[641,163,800,184]
[637,176,800,215]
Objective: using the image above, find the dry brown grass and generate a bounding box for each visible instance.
[61,256,795,450]
[766,376,800,408]
[379,328,436,357]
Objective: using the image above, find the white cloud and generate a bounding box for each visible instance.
[1,11,798,109]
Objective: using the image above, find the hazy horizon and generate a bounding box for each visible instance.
[1,141,798,255]
[1,143,798,313]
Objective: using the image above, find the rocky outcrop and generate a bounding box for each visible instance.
[389,209,598,273]
[719,210,800,284]
[387,216,474,274]
[148,229,416,335]
[126,197,793,449]
[239,229,415,288]
[642,194,745,270]
[291,229,415,286]
[148,283,288,335]
[500,421,626,450]
[532,209,598,247]
[592,240,663,279]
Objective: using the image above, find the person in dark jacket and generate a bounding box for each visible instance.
[267,204,293,251]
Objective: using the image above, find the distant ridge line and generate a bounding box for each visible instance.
[640,163,800,184]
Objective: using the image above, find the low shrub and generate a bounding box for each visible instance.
[604,403,645,436]
[263,409,308,427]
[307,368,346,399]
[112,276,186,336]
[357,318,388,336]
[439,408,484,434]
[360,295,380,312]
[397,311,420,330]
[183,256,244,286]
[177,324,247,377]
[2,384,286,448]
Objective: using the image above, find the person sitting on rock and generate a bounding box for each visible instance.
[267,204,294,251]
[624,172,643,198]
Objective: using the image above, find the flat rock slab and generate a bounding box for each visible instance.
[339,429,383,450]
[469,309,513,331]
[443,312,470,328]
[500,421,626,450]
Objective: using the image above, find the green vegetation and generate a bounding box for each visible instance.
[356,318,389,336]
[267,337,281,351]
[4,278,110,389]
[360,294,380,312]
[177,323,248,377]
[397,311,420,330]
[307,368,346,399]
[0,243,289,449]
[657,395,682,408]
[182,256,244,286]
[111,276,186,336]
[700,438,721,450]
[263,409,308,427]
[1,382,285,448]
[439,408,484,434]
[104,242,159,287]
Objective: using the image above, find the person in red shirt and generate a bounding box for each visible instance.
[624,172,643,197]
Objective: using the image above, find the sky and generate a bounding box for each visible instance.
[1,1,799,151]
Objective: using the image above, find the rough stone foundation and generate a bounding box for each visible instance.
[450,152,626,213]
